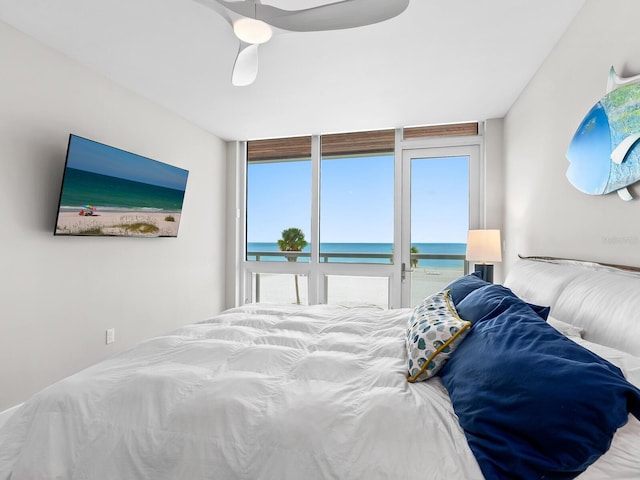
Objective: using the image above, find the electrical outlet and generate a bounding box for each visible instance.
[106,328,115,345]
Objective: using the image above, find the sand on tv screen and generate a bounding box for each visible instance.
[54,134,189,237]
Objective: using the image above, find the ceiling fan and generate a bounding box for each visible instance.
[195,0,410,86]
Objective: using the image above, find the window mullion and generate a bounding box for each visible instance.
[391,128,403,309]
[237,141,248,305]
[309,135,321,304]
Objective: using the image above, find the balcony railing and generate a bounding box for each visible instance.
[247,250,469,303]
[248,250,468,267]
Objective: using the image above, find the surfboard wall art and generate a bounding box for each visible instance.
[566,67,640,201]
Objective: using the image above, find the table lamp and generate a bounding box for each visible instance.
[466,229,502,283]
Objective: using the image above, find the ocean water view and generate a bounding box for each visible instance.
[247,242,466,268]
[59,167,186,212]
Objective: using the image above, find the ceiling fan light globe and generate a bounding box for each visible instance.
[233,18,272,44]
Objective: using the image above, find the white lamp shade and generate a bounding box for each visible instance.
[466,229,502,263]
[233,18,273,45]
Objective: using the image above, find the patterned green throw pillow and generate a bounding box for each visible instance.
[406,289,471,383]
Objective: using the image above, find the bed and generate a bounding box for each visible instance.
[1,257,639,479]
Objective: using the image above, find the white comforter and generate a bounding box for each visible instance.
[0,304,484,480]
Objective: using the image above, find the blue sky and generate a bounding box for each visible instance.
[411,156,469,243]
[66,135,189,191]
[247,154,468,244]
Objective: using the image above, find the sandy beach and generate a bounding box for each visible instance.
[254,267,463,308]
[55,211,182,237]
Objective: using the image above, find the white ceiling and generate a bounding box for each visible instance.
[0,0,586,141]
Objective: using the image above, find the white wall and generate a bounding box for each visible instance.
[225,141,244,309]
[484,118,505,282]
[0,21,227,411]
[504,0,640,272]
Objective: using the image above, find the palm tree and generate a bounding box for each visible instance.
[390,245,419,268]
[277,227,308,305]
[410,245,419,269]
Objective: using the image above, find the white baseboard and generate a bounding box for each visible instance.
[0,403,23,429]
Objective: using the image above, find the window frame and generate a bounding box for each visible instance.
[235,125,485,308]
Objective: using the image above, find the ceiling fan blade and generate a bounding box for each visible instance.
[205,0,408,86]
[232,43,260,86]
[257,0,410,32]
[210,0,409,32]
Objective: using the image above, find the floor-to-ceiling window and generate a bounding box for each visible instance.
[402,148,476,306]
[319,131,396,306]
[240,123,482,308]
[245,137,312,305]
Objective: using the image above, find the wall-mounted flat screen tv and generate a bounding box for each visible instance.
[54,134,189,237]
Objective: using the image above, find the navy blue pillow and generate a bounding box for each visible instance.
[455,283,550,324]
[444,272,490,305]
[440,285,640,479]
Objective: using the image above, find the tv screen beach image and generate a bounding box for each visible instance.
[55,135,189,237]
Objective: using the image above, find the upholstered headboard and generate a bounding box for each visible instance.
[504,257,640,356]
